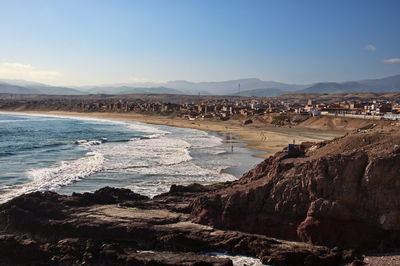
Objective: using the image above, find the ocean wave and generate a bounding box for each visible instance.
[0,152,15,157]
[141,133,163,139]
[209,147,229,155]
[81,118,169,136]
[178,130,223,149]
[0,142,69,155]
[0,151,105,203]
[124,163,236,197]
[206,252,264,266]
[0,112,251,202]
[75,138,107,146]
[97,136,193,171]
[125,162,232,177]
[136,251,263,266]
[0,119,23,123]
[0,112,169,135]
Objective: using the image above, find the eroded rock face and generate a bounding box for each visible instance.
[191,130,400,250]
[0,186,355,265]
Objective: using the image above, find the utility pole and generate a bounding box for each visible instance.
[238,83,241,97]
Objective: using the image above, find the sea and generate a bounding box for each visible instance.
[0,112,263,203]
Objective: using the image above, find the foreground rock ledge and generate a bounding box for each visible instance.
[0,186,355,265]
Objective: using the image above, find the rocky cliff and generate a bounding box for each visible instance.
[0,185,355,265]
[191,128,400,251]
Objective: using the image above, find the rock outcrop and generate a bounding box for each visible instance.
[0,186,355,265]
[191,129,400,251]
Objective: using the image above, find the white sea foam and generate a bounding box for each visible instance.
[137,251,264,266]
[98,136,193,171]
[0,119,21,123]
[178,129,223,149]
[210,253,264,266]
[0,112,249,202]
[124,163,236,197]
[210,147,228,155]
[79,117,169,136]
[0,151,105,203]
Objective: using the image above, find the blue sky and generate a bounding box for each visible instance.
[0,0,399,85]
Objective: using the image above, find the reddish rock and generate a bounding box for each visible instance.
[191,130,400,251]
[0,186,353,265]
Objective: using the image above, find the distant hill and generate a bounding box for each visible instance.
[231,88,285,97]
[299,82,369,94]
[1,74,399,96]
[0,82,41,94]
[359,74,400,91]
[0,80,83,95]
[163,78,305,95]
[83,86,184,95]
[83,78,305,95]
[299,74,400,94]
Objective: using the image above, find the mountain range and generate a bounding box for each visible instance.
[0,79,82,95]
[75,78,306,96]
[1,74,400,96]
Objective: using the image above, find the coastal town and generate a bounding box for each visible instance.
[1,93,400,122]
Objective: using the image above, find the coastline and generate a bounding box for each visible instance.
[0,110,346,158]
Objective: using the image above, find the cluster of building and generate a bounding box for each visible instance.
[1,95,400,121]
[71,99,278,120]
[291,99,400,120]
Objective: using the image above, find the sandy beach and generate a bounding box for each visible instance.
[1,110,346,158]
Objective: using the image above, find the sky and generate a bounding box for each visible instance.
[0,0,399,86]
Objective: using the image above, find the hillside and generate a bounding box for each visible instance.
[1,73,400,96]
[82,78,305,95]
[0,80,82,95]
[360,74,400,90]
[0,83,40,94]
[83,86,184,95]
[299,81,370,94]
[299,74,400,94]
[297,116,392,131]
[232,87,285,97]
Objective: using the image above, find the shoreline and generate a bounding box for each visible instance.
[0,112,262,203]
[0,110,346,158]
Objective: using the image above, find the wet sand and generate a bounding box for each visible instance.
[1,110,346,158]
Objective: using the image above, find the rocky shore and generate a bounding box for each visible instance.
[1,127,399,265]
[191,127,400,251]
[0,185,356,265]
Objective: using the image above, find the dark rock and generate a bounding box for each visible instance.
[71,186,149,206]
[191,130,400,251]
[0,184,353,265]
[0,235,51,264]
[243,119,253,125]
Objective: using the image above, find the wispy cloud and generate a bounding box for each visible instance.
[0,62,61,82]
[383,58,400,64]
[2,62,34,69]
[364,44,377,51]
